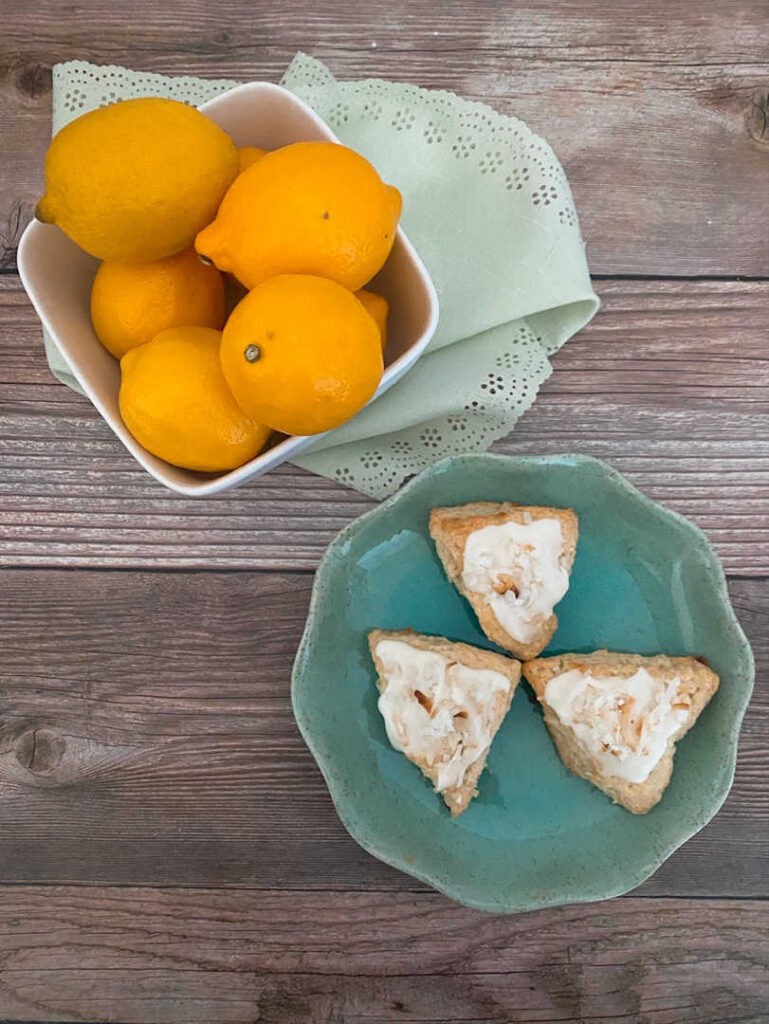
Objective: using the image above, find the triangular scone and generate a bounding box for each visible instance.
[429,502,578,660]
[523,650,719,814]
[368,629,521,816]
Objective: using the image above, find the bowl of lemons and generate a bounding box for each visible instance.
[19,82,439,495]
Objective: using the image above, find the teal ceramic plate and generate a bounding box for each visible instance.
[292,454,754,912]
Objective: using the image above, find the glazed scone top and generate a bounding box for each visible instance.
[544,667,692,783]
[460,516,570,643]
[374,638,510,792]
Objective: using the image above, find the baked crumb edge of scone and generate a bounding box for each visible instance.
[368,627,521,816]
[428,503,578,660]
[522,650,719,814]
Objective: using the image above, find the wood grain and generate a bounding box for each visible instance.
[2,0,769,275]
[1,6,768,1019]
[0,888,765,1023]
[2,277,767,572]
[0,568,764,895]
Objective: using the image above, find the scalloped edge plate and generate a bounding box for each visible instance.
[292,454,754,912]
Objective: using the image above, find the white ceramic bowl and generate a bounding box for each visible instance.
[18,82,439,496]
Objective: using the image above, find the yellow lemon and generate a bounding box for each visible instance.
[37,98,239,262]
[196,141,402,291]
[119,326,270,472]
[355,289,389,350]
[238,146,266,172]
[220,275,383,436]
[91,250,226,359]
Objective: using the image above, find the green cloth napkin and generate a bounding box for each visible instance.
[47,54,598,498]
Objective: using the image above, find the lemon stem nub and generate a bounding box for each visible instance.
[244,345,262,363]
[35,199,53,223]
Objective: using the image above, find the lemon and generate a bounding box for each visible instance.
[196,141,402,290]
[91,250,225,359]
[37,98,239,262]
[355,289,389,350]
[220,275,383,436]
[238,146,266,172]
[119,326,270,472]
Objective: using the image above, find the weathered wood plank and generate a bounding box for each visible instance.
[0,888,765,1023]
[2,0,769,275]
[1,278,768,572]
[0,568,764,894]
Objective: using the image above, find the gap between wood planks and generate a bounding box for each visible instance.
[0,879,761,899]
[4,268,769,280]
[0,565,765,580]
[0,880,758,899]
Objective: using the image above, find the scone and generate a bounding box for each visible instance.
[429,502,578,660]
[523,650,719,813]
[368,628,521,816]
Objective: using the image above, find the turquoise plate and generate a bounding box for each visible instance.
[291,454,754,912]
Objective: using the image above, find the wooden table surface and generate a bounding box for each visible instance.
[1,2,768,1021]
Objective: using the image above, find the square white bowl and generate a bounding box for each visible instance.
[18,82,439,496]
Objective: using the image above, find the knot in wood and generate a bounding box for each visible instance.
[14,62,52,102]
[745,89,769,150]
[15,728,65,775]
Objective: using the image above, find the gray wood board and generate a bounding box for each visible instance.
[0,568,763,895]
[2,1,769,275]
[2,277,768,573]
[0,889,765,1023]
